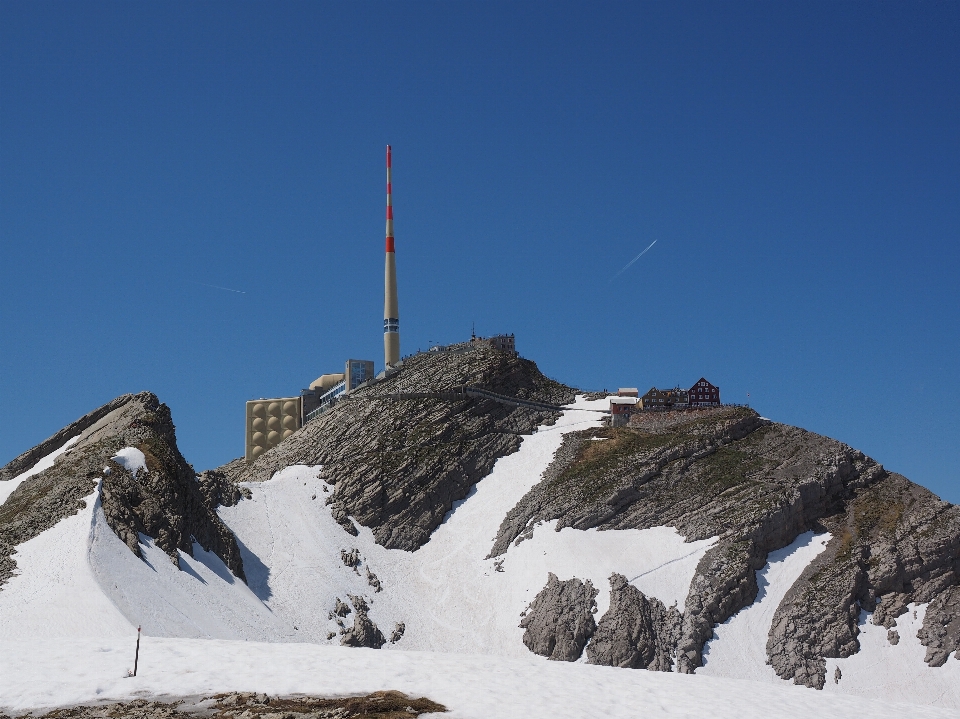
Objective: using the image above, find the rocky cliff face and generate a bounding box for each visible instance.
[222,343,575,551]
[490,406,960,687]
[587,573,682,671]
[0,392,245,587]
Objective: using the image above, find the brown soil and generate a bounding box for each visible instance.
[4,691,446,719]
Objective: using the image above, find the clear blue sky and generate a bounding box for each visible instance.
[2,2,958,502]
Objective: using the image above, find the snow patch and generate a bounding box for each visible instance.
[112,447,148,476]
[700,531,830,681]
[0,484,132,640]
[822,604,960,710]
[0,436,80,507]
[88,502,294,642]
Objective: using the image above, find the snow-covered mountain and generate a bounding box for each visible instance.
[1,344,958,718]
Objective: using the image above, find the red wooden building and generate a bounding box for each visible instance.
[688,378,720,406]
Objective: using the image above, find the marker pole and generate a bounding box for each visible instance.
[133,625,141,676]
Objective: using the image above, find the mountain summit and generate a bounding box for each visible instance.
[1,342,958,712]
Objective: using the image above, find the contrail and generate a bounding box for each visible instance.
[610,239,657,282]
[191,281,246,294]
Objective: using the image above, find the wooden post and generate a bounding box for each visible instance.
[133,626,141,676]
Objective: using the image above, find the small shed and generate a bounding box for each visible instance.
[618,388,639,397]
[610,396,638,427]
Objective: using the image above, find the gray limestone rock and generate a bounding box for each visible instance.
[587,573,681,671]
[331,598,351,618]
[341,548,361,572]
[0,394,136,483]
[519,572,598,661]
[197,468,250,508]
[366,566,382,592]
[917,585,960,667]
[489,405,960,688]
[339,595,385,649]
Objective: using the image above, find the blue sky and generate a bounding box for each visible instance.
[2,2,958,502]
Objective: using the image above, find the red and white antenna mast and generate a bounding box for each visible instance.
[383,145,400,367]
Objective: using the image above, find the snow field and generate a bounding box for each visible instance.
[89,504,294,641]
[0,485,132,640]
[2,398,956,713]
[822,604,960,709]
[0,637,955,719]
[220,396,716,656]
[700,531,831,681]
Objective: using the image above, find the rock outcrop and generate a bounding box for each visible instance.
[491,406,960,687]
[220,343,574,551]
[587,574,681,671]
[339,595,386,649]
[519,572,598,661]
[917,585,960,666]
[0,392,246,587]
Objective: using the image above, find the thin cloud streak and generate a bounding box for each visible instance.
[191,281,246,294]
[609,240,657,282]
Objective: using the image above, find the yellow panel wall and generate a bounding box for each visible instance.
[245,396,302,463]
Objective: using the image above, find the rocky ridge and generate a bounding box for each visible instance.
[220,343,574,551]
[0,392,245,587]
[490,406,960,687]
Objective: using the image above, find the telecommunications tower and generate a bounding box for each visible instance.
[383,145,400,367]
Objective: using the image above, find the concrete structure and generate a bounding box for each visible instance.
[300,373,345,422]
[300,359,375,425]
[610,396,638,427]
[245,397,302,463]
[384,145,400,368]
[688,377,721,406]
[346,359,375,390]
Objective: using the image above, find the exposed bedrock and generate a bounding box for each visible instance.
[0,392,246,587]
[769,472,960,686]
[490,406,960,687]
[918,585,960,666]
[520,572,598,661]
[0,394,136,482]
[222,344,575,551]
[587,574,681,671]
